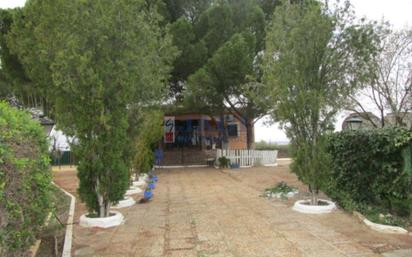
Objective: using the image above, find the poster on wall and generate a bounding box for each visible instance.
[164,116,175,143]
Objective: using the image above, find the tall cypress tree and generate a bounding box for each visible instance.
[9,0,176,217]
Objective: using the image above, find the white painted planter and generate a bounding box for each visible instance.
[139,174,149,182]
[79,211,124,228]
[125,186,143,196]
[363,219,408,234]
[52,182,75,257]
[292,199,336,214]
[132,180,146,188]
[111,196,136,209]
[353,211,408,234]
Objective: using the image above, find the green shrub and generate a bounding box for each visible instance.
[290,137,332,203]
[218,156,230,168]
[132,110,163,176]
[265,181,297,194]
[326,128,412,218]
[0,102,52,256]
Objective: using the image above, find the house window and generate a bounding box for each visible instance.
[227,124,238,137]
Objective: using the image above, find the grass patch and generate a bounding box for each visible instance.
[35,185,71,257]
[265,181,297,195]
[361,206,409,228]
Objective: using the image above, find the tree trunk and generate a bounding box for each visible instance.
[309,184,319,205]
[104,201,110,217]
[96,178,106,217]
[220,114,229,150]
[246,120,255,149]
[97,194,105,218]
[308,130,319,205]
[380,109,385,127]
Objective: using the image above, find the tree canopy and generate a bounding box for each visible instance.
[0,9,45,110]
[7,0,176,217]
[348,24,412,128]
[264,0,379,203]
[180,0,268,148]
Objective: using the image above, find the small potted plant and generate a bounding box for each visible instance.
[149,172,158,182]
[148,179,156,189]
[218,156,230,169]
[144,187,153,200]
[151,174,158,182]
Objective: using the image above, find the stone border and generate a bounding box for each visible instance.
[125,186,143,196]
[111,196,136,209]
[292,199,336,214]
[79,211,124,228]
[353,211,409,235]
[51,182,76,257]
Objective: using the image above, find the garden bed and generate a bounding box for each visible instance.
[352,206,412,234]
[35,185,71,257]
[353,211,409,234]
[264,181,298,199]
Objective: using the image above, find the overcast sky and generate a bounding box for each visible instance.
[1,0,411,143]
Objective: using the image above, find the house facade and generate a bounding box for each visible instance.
[160,112,253,166]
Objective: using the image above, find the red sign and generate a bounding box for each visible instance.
[164,117,175,143]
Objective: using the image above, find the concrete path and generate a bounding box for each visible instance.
[53,165,412,257]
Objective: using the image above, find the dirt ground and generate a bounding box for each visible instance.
[52,161,412,257]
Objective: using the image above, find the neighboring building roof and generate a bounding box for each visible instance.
[342,111,412,130]
[342,112,380,130]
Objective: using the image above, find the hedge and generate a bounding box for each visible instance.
[325,128,412,217]
[0,102,52,256]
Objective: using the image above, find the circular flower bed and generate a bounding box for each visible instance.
[125,186,143,196]
[111,196,136,209]
[79,211,124,228]
[132,180,146,188]
[292,199,336,214]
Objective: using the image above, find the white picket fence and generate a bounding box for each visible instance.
[216,149,278,167]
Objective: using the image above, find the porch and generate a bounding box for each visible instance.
[161,113,248,166]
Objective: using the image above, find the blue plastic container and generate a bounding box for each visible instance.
[230,163,240,169]
[148,183,156,189]
[152,175,158,182]
[144,190,153,199]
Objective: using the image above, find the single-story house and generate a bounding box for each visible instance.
[160,111,254,166]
